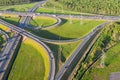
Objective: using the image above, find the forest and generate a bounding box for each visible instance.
[46,0,120,15]
[0,0,42,6]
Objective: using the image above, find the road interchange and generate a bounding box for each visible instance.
[0,0,118,80]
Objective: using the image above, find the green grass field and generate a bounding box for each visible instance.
[30,16,57,27]
[0,16,20,25]
[29,18,105,40]
[82,43,120,80]
[0,2,38,11]
[8,38,50,80]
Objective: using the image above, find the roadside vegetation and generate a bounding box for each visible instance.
[82,43,120,80]
[8,38,50,80]
[46,0,120,16]
[73,22,120,80]
[30,16,57,27]
[0,0,42,6]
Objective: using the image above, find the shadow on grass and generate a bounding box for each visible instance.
[61,52,66,62]
[115,21,120,24]
[46,43,67,73]
[26,28,75,40]
[59,18,67,26]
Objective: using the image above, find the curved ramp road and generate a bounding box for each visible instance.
[19,1,55,80]
[0,0,116,80]
[22,0,62,29]
[0,19,84,44]
[0,18,110,80]
[0,30,9,41]
[0,30,9,54]
[26,14,62,29]
[0,19,108,44]
[0,19,55,80]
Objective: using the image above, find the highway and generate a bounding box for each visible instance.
[0,34,21,80]
[0,0,117,80]
[55,22,109,80]
[0,17,109,80]
[1,11,120,21]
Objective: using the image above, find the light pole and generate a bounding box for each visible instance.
[69,14,72,24]
[61,0,64,13]
[80,15,83,25]
[53,6,56,13]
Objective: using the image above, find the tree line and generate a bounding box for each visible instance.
[46,0,120,15]
[0,0,42,6]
